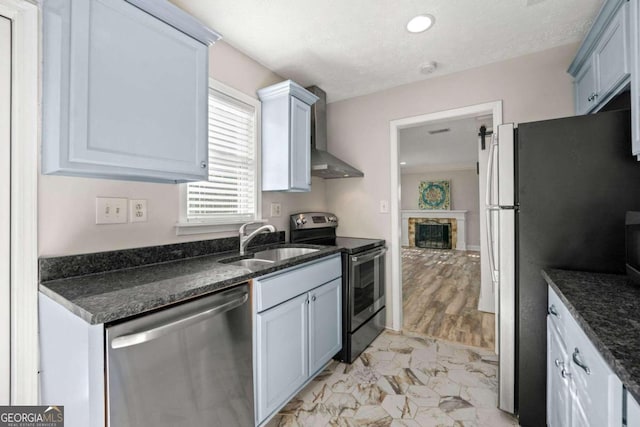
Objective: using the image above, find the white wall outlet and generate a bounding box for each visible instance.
[379,200,389,214]
[96,197,128,224]
[130,199,148,223]
[270,202,282,217]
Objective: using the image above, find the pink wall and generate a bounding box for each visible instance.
[324,43,578,325]
[38,42,327,256]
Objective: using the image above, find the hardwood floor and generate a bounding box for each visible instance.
[402,247,495,350]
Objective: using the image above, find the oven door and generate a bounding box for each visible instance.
[349,247,386,331]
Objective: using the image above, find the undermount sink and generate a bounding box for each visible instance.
[221,247,319,269]
[226,259,274,269]
[252,247,319,261]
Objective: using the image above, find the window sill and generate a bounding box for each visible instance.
[175,221,246,236]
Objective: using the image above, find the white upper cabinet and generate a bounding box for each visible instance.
[569,0,630,116]
[575,58,598,115]
[258,80,318,192]
[42,0,221,183]
[595,3,630,99]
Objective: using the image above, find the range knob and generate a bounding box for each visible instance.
[296,217,307,226]
[328,216,337,223]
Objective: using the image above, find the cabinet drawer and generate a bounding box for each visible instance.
[548,286,570,341]
[255,255,341,312]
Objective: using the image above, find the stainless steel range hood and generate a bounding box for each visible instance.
[306,86,364,178]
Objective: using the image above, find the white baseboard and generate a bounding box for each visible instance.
[467,245,481,251]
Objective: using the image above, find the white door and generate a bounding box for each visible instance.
[0,14,11,405]
[308,278,341,374]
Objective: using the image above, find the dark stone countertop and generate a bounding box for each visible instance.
[542,268,640,403]
[40,243,342,325]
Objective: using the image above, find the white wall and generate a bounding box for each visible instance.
[39,41,327,256]
[325,43,578,327]
[401,169,480,248]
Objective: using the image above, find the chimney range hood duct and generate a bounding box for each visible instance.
[306,86,364,178]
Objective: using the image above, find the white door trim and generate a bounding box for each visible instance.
[388,101,503,333]
[0,0,39,405]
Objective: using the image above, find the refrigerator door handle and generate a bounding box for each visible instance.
[486,206,499,283]
[485,135,498,207]
[485,133,499,283]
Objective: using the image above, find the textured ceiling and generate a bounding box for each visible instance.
[399,116,493,174]
[171,0,604,102]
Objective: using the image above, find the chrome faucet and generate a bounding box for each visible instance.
[239,221,276,255]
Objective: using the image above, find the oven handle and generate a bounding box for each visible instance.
[351,247,387,264]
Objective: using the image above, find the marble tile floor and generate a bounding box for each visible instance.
[267,330,519,426]
[402,248,495,350]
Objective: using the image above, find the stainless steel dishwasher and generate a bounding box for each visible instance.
[106,284,253,427]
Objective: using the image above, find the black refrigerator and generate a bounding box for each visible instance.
[491,109,640,426]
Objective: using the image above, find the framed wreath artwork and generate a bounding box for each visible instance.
[418,180,450,210]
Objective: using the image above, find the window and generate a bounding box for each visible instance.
[178,80,260,234]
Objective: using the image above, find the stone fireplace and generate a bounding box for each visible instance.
[401,210,468,250]
[408,217,457,249]
[414,221,453,249]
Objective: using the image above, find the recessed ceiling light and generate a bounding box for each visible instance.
[407,14,435,33]
[400,162,407,166]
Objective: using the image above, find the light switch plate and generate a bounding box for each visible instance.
[270,202,282,217]
[96,197,128,224]
[130,199,148,223]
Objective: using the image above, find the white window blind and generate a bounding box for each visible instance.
[186,87,258,223]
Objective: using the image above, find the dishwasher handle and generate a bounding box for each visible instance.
[111,289,249,350]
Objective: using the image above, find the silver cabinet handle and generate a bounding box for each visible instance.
[554,359,562,368]
[311,295,316,302]
[200,161,207,169]
[548,304,559,317]
[111,290,248,349]
[572,348,591,375]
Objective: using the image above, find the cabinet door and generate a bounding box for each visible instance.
[567,315,622,427]
[256,293,308,423]
[547,318,571,427]
[628,391,640,427]
[575,58,598,115]
[308,278,342,374]
[595,3,630,102]
[289,96,311,191]
[42,0,209,182]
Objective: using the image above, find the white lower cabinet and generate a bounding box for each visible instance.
[547,286,623,427]
[547,318,571,427]
[256,293,309,422]
[309,279,342,374]
[254,255,342,426]
[628,390,640,427]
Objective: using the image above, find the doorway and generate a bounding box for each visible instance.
[389,101,503,353]
[0,12,11,404]
[0,0,38,405]
[399,115,493,348]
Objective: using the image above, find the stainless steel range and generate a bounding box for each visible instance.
[290,212,386,363]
